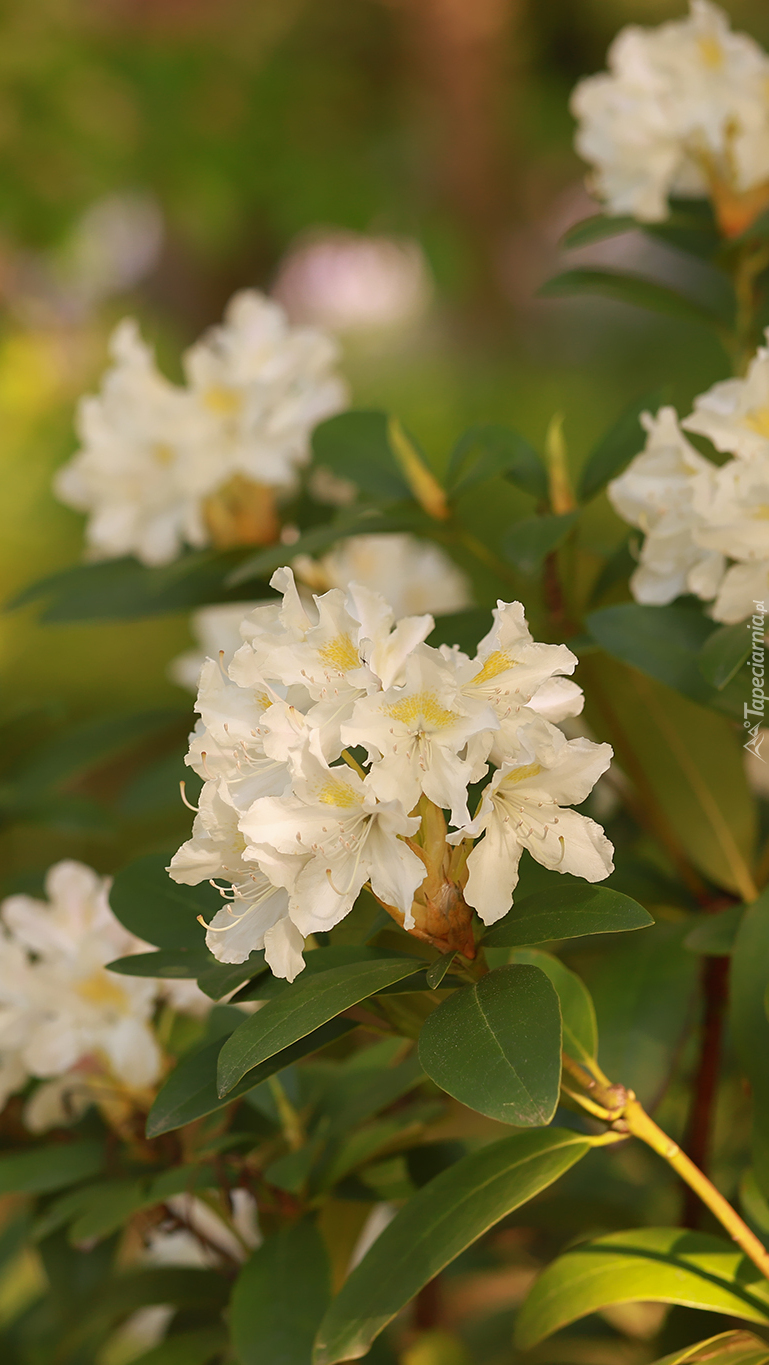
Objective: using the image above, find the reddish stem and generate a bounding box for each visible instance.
[682,955,730,1228]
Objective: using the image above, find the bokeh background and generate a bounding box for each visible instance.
[1,0,765,880]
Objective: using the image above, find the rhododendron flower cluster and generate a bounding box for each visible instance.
[169,568,614,982]
[571,1,769,234]
[0,861,210,1132]
[609,334,769,622]
[54,290,348,565]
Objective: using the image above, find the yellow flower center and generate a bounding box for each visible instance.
[506,762,542,785]
[471,650,514,685]
[743,406,769,438]
[698,35,724,69]
[319,633,360,672]
[204,385,243,416]
[76,971,129,1010]
[152,442,175,466]
[387,691,458,730]
[317,776,359,808]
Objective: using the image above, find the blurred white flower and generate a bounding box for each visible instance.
[169,601,266,693]
[608,406,725,605]
[54,291,348,566]
[692,451,769,621]
[272,231,432,332]
[294,533,472,621]
[684,331,769,459]
[571,1,769,232]
[170,567,614,973]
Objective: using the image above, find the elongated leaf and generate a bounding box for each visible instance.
[700,621,753,690]
[131,1329,227,1365]
[539,268,731,328]
[515,1227,769,1348]
[0,1140,103,1195]
[196,952,267,1001]
[503,512,579,575]
[109,853,217,950]
[227,508,399,588]
[583,657,757,897]
[232,1221,330,1365]
[218,953,424,1095]
[577,390,663,503]
[483,883,652,948]
[147,1016,356,1137]
[10,710,182,798]
[313,1128,591,1364]
[418,965,561,1125]
[108,948,213,979]
[68,1167,216,1244]
[560,215,638,249]
[587,604,740,718]
[684,904,744,955]
[311,410,411,501]
[446,424,548,501]
[9,549,255,622]
[731,889,769,1198]
[651,1332,769,1365]
[506,948,597,1063]
[427,953,456,989]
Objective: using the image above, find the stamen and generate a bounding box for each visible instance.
[179,781,199,812]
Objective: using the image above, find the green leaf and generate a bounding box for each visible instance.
[506,948,597,1063]
[684,905,744,955]
[515,1227,769,1348]
[313,1128,591,1364]
[232,1221,330,1365]
[0,1140,103,1196]
[311,410,411,501]
[700,621,753,690]
[577,391,664,503]
[109,853,215,950]
[418,964,562,1125]
[195,952,267,1000]
[587,604,740,718]
[107,948,214,979]
[446,424,548,501]
[146,1016,356,1137]
[586,658,757,896]
[67,1168,216,1245]
[503,512,579,576]
[560,215,638,249]
[731,889,769,1198]
[217,953,424,1096]
[130,1329,227,1365]
[227,508,399,589]
[538,268,732,329]
[426,953,456,989]
[650,1332,769,1365]
[740,1170,769,1239]
[482,883,653,948]
[9,549,256,622]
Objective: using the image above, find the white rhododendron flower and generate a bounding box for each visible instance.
[54,291,347,566]
[169,600,266,693]
[169,566,615,977]
[608,407,725,606]
[571,1,769,229]
[684,334,769,459]
[294,533,472,621]
[692,451,769,622]
[0,861,212,1129]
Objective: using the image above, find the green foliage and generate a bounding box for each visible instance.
[0,1142,104,1196]
[539,268,734,329]
[232,1222,331,1365]
[731,890,769,1198]
[503,511,579,575]
[482,883,653,947]
[418,964,562,1125]
[577,390,664,503]
[515,1228,769,1348]
[446,424,549,501]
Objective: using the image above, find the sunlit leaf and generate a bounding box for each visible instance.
[483,883,652,948]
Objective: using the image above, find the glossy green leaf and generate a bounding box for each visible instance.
[585,658,757,897]
[107,948,213,979]
[483,883,653,948]
[515,1227,769,1348]
[538,268,732,328]
[311,410,411,501]
[109,853,215,950]
[587,604,740,718]
[700,621,753,690]
[446,424,548,501]
[426,953,456,989]
[560,214,638,249]
[506,948,597,1063]
[418,965,562,1125]
[9,549,255,622]
[67,1168,216,1245]
[684,904,744,955]
[232,1221,330,1365]
[651,1332,769,1365]
[740,1170,769,1239]
[503,511,579,575]
[147,1016,356,1136]
[130,1329,227,1365]
[577,390,663,504]
[313,1128,591,1364]
[218,953,424,1095]
[196,952,267,1000]
[0,1140,103,1196]
[730,889,769,1198]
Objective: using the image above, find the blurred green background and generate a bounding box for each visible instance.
[0,0,765,873]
